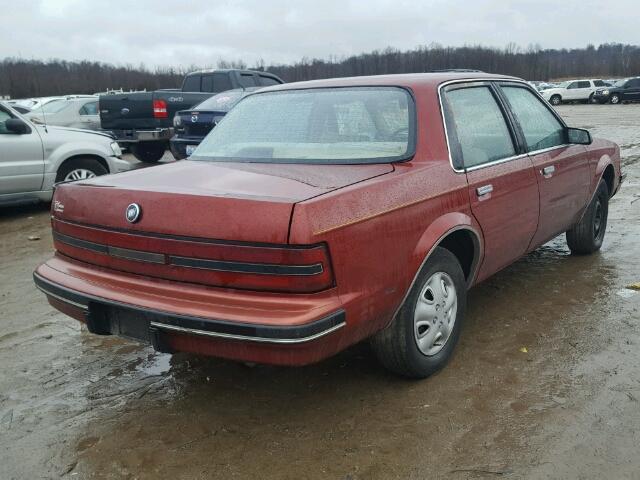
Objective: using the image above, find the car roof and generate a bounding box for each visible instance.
[186,68,281,78]
[256,72,521,92]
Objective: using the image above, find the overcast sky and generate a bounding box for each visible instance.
[1,0,637,69]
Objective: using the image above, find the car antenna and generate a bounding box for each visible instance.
[39,96,49,133]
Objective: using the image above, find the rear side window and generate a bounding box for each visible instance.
[201,73,233,93]
[0,109,12,134]
[182,75,201,92]
[627,78,640,88]
[577,81,591,88]
[238,74,257,88]
[444,86,516,168]
[593,80,606,87]
[501,86,565,151]
[79,101,98,115]
[258,75,280,86]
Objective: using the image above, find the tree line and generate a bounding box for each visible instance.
[2,43,640,99]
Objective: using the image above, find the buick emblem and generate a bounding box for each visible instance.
[191,115,198,123]
[125,203,141,223]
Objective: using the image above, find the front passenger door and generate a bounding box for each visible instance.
[498,84,591,248]
[0,107,44,195]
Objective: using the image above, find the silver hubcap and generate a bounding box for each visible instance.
[611,96,619,104]
[414,272,458,356]
[64,169,96,182]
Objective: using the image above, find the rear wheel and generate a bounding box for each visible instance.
[566,179,609,254]
[610,93,621,105]
[550,95,562,106]
[56,157,108,183]
[371,247,466,378]
[131,141,166,163]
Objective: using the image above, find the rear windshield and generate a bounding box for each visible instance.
[191,87,415,164]
[193,89,255,111]
[40,100,69,114]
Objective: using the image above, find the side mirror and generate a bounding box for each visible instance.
[567,127,592,145]
[5,118,31,135]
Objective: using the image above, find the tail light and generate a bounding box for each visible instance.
[51,218,335,293]
[153,99,168,118]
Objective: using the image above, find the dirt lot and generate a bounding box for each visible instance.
[1,105,639,479]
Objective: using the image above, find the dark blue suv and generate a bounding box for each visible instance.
[169,88,259,160]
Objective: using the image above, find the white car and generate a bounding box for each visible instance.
[0,102,131,206]
[26,96,101,131]
[540,79,609,106]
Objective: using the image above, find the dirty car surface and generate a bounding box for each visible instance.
[34,73,623,378]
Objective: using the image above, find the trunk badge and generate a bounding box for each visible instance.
[126,203,141,223]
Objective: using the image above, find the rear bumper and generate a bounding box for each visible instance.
[112,128,174,143]
[34,256,348,365]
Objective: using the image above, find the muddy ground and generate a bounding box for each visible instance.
[1,104,639,479]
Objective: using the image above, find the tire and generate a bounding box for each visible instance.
[55,157,108,183]
[610,93,621,105]
[371,247,467,378]
[588,93,596,104]
[130,141,166,163]
[566,179,609,255]
[550,95,562,106]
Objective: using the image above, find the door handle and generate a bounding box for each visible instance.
[476,184,493,197]
[541,165,556,176]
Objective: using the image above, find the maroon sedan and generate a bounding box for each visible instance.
[34,73,623,377]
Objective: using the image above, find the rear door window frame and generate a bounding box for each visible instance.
[440,79,570,173]
[440,80,526,172]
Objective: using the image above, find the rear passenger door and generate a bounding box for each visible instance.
[624,78,640,101]
[497,83,591,248]
[565,81,592,101]
[78,100,100,130]
[443,82,540,282]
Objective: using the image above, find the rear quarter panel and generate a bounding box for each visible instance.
[289,83,478,345]
[584,138,621,195]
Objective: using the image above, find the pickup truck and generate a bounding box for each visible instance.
[99,69,284,162]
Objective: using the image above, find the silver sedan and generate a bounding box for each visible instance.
[26,96,101,131]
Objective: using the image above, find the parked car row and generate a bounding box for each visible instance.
[539,79,611,105]
[532,77,640,105]
[99,69,284,162]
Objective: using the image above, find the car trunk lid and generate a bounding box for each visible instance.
[53,160,393,243]
[51,160,393,292]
